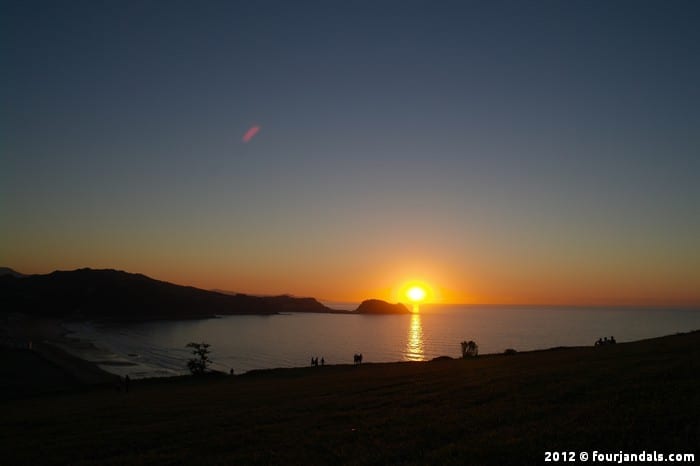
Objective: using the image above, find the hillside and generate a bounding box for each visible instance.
[0,268,333,321]
[1,331,697,465]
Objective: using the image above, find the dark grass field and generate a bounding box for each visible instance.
[0,348,80,396]
[1,332,698,465]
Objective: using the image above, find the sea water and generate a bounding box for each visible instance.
[65,305,700,378]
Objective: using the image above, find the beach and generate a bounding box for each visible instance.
[0,314,120,395]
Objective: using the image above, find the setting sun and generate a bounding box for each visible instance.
[406,286,427,303]
[395,280,438,305]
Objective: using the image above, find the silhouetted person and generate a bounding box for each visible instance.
[124,375,130,393]
[603,337,608,344]
[610,336,616,344]
[311,357,315,367]
[230,368,234,375]
[321,357,325,366]
[595,338,602,346]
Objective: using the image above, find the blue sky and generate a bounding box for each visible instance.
[2,0,699,304]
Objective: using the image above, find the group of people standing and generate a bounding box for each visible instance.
[595,336,617,346]
[310,356,324,367]
[116,374,131,392]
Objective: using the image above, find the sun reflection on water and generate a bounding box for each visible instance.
[405,310,424,361]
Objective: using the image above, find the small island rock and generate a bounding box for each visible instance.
[355,299,410,314]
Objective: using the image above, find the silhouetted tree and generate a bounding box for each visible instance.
[186,342,212,375]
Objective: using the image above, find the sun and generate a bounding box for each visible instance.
[406,286,427,303]
[396,280,437,306]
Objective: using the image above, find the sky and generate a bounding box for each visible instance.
[2,0,699,306]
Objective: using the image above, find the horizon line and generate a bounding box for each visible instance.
[3,266,698,311]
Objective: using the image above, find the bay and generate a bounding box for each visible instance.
[65,305,700,378]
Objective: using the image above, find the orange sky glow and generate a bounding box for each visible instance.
[6,243,698,308]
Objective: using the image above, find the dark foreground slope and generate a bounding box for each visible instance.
[2,331,698,465]
[0,268,332,321]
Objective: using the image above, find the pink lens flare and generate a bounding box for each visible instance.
[242,125,261,143]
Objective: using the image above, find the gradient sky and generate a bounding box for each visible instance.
[2,0,699,306]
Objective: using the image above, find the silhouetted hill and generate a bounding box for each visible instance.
[0,268,334,321]
[355,299,410,314]
[261,295,334,313]
[214,289,352,314]
[0,267,24,278]
[212,290,334,312]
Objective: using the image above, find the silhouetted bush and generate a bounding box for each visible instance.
[504,348,517,355]
[460,340,479,358]
[186,342,211,375]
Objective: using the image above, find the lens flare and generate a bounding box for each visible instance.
[242,125,260,143]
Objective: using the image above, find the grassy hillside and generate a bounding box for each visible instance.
[2,332,698,465]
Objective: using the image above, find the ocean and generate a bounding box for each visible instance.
[64,305,700,378]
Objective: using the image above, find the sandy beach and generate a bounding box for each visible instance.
[0,314,121,395]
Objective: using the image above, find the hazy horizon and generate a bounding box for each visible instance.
[2,1,699,307]
[2,265,698,310]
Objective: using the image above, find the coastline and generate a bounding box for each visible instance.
[5,312,699,393]
[58,307,700,379]
[3,329,698,465]
[0,314,121,392]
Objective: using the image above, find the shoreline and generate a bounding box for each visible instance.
[0,314,120,391]
[3,313,699,392]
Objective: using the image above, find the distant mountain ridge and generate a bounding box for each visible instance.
[0,268,333,321]
[0,267,24,278]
